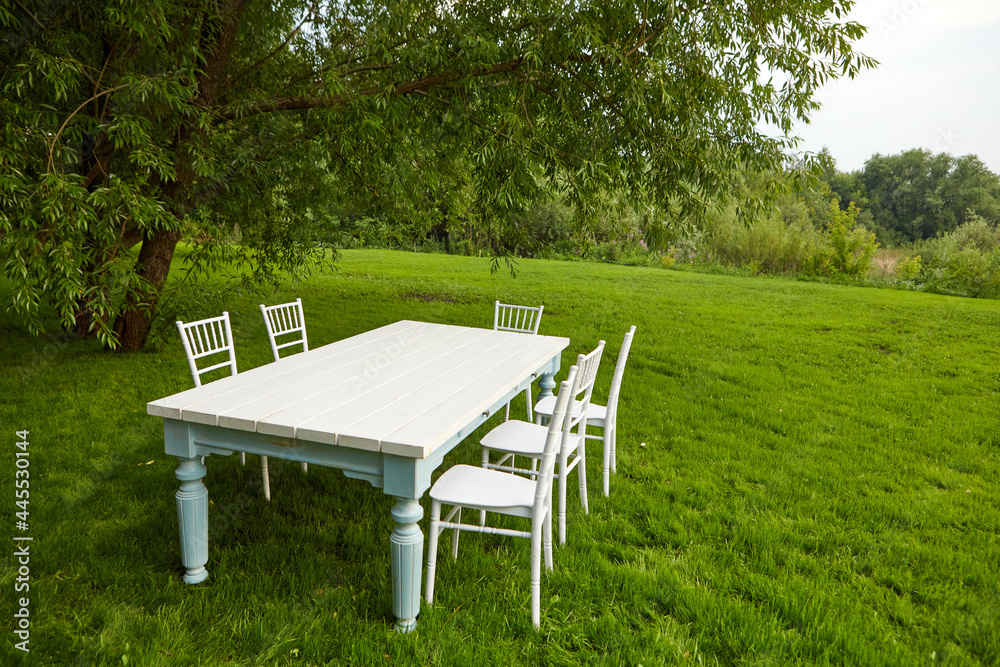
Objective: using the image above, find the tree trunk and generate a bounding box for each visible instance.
[71,226,145,340]
[111,0,247,352]
[114,229,182,352]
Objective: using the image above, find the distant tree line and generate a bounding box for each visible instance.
[333,148,1000,258]
[327,146,1000,301]
[818,149,1000,246]
[336,148,1000,264]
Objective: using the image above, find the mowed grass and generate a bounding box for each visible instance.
[2,249,999,666]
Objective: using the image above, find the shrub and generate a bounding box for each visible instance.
[827,202,880,276]
[914,214,1000,297]
[896,255,922,280]
[702,201,820,274]
[946,213,1000,252]
[922,246,1000,298]
[804,202,879,278]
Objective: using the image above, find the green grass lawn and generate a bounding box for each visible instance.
[2,249,999,665]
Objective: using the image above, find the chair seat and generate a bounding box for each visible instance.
[431,465,538,516]
[534,395,607,427]
[480,419,549,457]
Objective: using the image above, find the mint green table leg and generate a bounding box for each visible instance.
[538,371,556,399]
[390,496,424,632]
[535,370,558,426]
[175,456,210,584]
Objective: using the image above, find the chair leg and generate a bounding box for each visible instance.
[425,500,442,603]
[452,507,462,561]
[504,400,511,421]
[610,425,617,473]
[543,508,553,571]
[557,451,569,544]
[524,386,533,422]
[479,448,490,527]
[261,456,271,501]
[577,439,589,515]
[240,452,245,466]
[602,430,611,497]
[530,515,543,629]
[301,462,308,473]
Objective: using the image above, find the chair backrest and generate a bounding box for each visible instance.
[260,298,308,362]
[562,340,606,446]
[605,326,637,421]
[533,366,577,511]
[493,301,543,334]
[176,312,238,388]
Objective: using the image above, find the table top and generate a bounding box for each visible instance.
[148,320,569,458]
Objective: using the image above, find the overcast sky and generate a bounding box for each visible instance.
[791,0,1000,175]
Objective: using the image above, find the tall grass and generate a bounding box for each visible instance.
[705,204,820,274]
[2,250,999,665]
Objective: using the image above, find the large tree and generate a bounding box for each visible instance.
[2,0,873,350]
[858,150,1000,244]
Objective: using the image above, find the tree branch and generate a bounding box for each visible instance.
[48,83,132,171]
[273,37,411,97]
[557,62,641,138]
[215,58,524,122]
[414,90,548,161]
[274,64,332,97]
[229,1,318,88]
[12,0,45,31]
[345,64,395,76]
[508,70,579,120]
[625,19,669,61]
[195,0,249,107]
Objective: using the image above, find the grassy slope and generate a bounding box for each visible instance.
[1,249,998,666]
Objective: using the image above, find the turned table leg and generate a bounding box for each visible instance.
[175,456,209,584]
[390,496,424,632]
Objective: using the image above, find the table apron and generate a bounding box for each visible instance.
[163,419,386,489]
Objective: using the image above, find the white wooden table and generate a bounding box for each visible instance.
[147,320,569,631]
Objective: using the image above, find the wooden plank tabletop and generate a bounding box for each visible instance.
[148,321,569,458]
